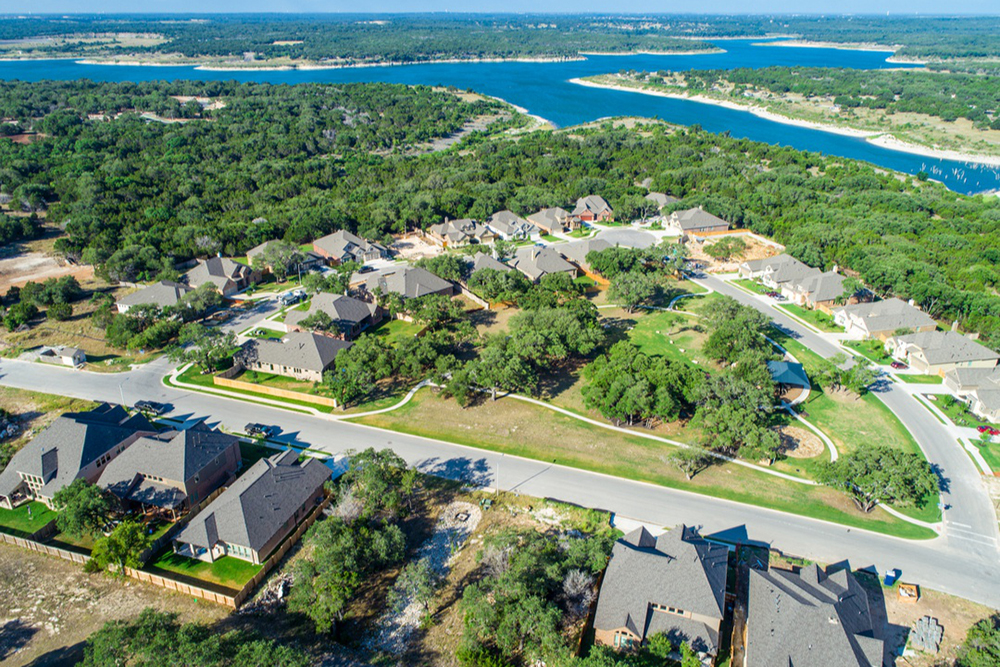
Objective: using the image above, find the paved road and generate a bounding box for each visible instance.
[695,273,1000,562]
[2,357,999,608]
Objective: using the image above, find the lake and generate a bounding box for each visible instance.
[2,39,998,195]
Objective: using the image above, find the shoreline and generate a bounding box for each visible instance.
[570,77,1000,167]
[70,55,588,71]
[578,48,726,56]
[753,39,897,53]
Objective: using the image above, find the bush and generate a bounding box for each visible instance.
[46,302,73,321]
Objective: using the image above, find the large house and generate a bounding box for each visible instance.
[884,330,1000,376]
[284,293,381,339]
[783,270,850,312]
[238,332,352,382]
[944,366,1000,422]
[507,246,577,282]
[833,298,936,340]
[644,192,679,212]
[98,422,241,518]
[427,219,496,247]
[527,207,573,234]
[356,265,455,300]
[744,565,884,667]
[246,240,325,275]
[183,257,259,297]
[312,230,390,265]
[667,208,730,235]
[485,211,540,241]
[572,195,614,224]
[116,280,194,314]
[738,254,813,290]
[0,404,155,510]
[593,526,728,659]
[557,238,614,273]
[172,449,330,565]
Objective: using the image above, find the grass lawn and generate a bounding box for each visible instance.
[777,303,842,333]
[541,234,560,243]
[975,439,1000,474]
[628,309,715,368]
[568,227,596,238]
[351,388,934,539]
[844,340,893,365]
[169,364,320,414]
[239,440,278,468]
[370,318,425,346]
[731,278,770,295]
[933,395,994,429]
[0,501,58,537]
[897,374,944,385]
[147,550,261,590]
[244,328,285,340]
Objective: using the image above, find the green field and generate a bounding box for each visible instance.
[844,340,893,365]
[897,374,944,385]
[147,550,262,590]
[731,278,771,295]
[370,318,426,346]
[777,303,842,333]
[0,501,58,537]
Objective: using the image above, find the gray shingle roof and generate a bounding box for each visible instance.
[184,257,252,291]
[945,365,1000,392]
[360,265,453,299]
[508,246,576,282]
[174,449,330,554]
[890,331,1000,366]
[788,270,846,304]
[527,207,571,231]
[98,423,239,505]
[572,195,613,217]
[486,210,538,237]
[284,293,377,330]
[645,192,679,208]
[468,253,512,274]
[746,565,884,667]
[117,280,194,309]
[314,230,388,261]
[239,332,352,373]
[835,298,936,334]
[557,238,613,269]
[0,404,155,500]
[593,526,728,653]
[671,208,730,232]
[429,219,492,244]
[741,253,803,275]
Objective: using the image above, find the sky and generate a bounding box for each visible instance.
[6,2,1000,14]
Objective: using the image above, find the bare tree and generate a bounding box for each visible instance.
[480,544,513,578]
[562,569,596,617]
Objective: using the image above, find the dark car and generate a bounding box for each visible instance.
[135,400,167,415]
[890,361,908,370]
[245,423,279,437]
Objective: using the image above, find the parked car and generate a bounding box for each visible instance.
[134,400,167,415]
[245,423,279,437]
[357,265,376,274]
[890,361,908,370]
[977,426,989,433]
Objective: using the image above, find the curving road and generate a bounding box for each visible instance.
[1,354,999,609]
[693,272,1000,563]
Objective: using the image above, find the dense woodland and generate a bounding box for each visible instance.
[656,67,1000,129]
[3,79,1000,345]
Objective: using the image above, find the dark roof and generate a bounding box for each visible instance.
[767,361,810,388]
[360,265,453,299]
[239,332,352,373]
[557,238,613,269]
[572,195,613,216]
[745,565,884,667]
[670,208,730,232]
[116,280,194,309]
[468,253,512,274]
[284,293,377,330]
[174,449,330,554]
[313,230,388,260]
[0,404,155,500]
[593,526,728,653]
[508,246,576,282]
[184,257,252,291]
[98,423,239,505]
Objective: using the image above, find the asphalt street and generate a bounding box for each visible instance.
[2,356,999,608]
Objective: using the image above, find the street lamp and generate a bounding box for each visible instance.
[496,453,504,496]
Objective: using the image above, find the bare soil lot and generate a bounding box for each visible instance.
[391,235,443,262]
[0,252,94,294]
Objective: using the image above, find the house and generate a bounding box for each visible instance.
[572,195,614,224]
[783,270,850,313]
[507,246,577,282]
[884,331,1000,376]
[0,404,155,510]
[356,265,455,300]
[744,565,884,667]
[644,192,679,211]
[970,390,1000,423]
[172,449,330,565]
[427,219,496,247]
[666,208,730,235]
[593,526,728,658]
[284,293,381,339]
[38,346,86,368]
[466,253,512,275]
[98,422,241,518]
[485,211,540,242]
[246,240,325,275]
[312,230,390,265]
[238,332,352,383]
[116,280,194,314]
[527,207,573,234]
[767,361,810,392]
[739,254,801,280]
[183,257,259,297]
[833,298,936,340]
[557,238,614,273]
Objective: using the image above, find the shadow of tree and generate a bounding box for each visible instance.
[416,456,493,488]
[2,620,41,663]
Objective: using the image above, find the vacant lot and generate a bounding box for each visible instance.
[0,252,94,294]
[0,543,228,667]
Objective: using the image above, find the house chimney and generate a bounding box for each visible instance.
[832,264,839,274]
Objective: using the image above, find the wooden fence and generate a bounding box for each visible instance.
[0,531,89,565]
[213,375,339,408]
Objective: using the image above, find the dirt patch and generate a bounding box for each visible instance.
[687,235,781,273]
[776,425,825,459]
[0,543,228,666]
[390,235,444,262]
[0,252,94,293]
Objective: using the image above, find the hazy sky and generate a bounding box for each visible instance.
[7,2,1000,14]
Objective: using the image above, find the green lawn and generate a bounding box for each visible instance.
[897,374,944,385]
[731,278,771,295]
[628,309,715,368]
[844,340,893,365]
[541,234,560,243]
[169,364,319,413]
[147,550,262,590]
[245,328,285,340]
[974,439,1000,474]
[240,440,278,468]
[777,303,842,333]
[370,318,425,346]
[0,501,58,537]
[934,395,994,429]
[568,227,596,238]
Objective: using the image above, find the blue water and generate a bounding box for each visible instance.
[2,39,998,195]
